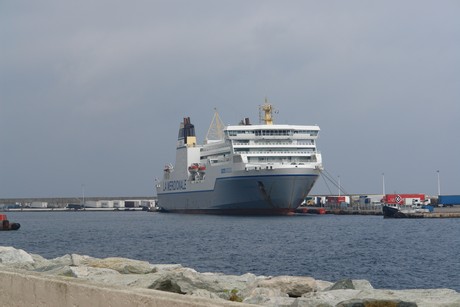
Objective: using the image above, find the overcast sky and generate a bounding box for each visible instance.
[1,1,459,198]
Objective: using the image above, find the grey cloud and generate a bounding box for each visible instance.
[1,1,459,197]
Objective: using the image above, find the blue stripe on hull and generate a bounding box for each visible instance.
[157,174,318,215]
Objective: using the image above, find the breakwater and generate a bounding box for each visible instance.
[4,211,460,291]
[1,246,459,307]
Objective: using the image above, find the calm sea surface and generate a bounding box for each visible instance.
[2,211,459,291]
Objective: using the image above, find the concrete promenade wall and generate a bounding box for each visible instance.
[0,269,252,307]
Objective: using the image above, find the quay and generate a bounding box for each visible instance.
[324,207,460,218]
[3,207,147,212]
[383,211,460,219]
[326,209,382,216]
[0,197,157,212]
[296,205,460,218]
[0,196,154,206]
[302,194,460,218]
[3,196,460,217]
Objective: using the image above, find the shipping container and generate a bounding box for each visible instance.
[112,200,124,208]
[359,195,384,206]
[326,196,350,203]
[67,203,84,210]
[124,200,140,208]
[84,201,100,208]
[437,195,460,206]
[100,201,113,208]
[30,202,48,208]
[326,196,350,207]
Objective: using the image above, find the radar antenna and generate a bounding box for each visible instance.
[205,108,225,143]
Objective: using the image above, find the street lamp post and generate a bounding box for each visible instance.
[81,184,85,207]
[437,170,441,196]
[382,172,385,195]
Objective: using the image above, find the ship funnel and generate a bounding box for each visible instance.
[178,117,196,146]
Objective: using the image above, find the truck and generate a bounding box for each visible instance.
[382,194,430,206]
[437,195,460,207]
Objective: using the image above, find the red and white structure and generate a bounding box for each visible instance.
[382,194,430,206]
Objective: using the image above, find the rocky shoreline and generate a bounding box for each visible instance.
[1,246,459,307]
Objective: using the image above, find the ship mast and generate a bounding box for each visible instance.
[260,98,274,125]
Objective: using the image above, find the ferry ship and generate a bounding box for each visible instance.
[156,101,323,214]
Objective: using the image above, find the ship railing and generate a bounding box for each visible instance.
[235,150,316,155]
[246,160,319,166]
[245,155,316,162]
[233,143,315,147]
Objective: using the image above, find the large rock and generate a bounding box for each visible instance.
[150,263,184,272]
[189,288,231,303]
[148,269,222,294]
[149,273,187,294]
[33,264,74,276]
[298,288,460,307]
[0,246,35,269]
[384,289,460,307]
[32,254,99,276]
[328,278,355,290]
[336,298,417,307]
[50,254,96,267]
[29,253,51,267]
[242,287,293,306]
[351,280,374,291]
[66,266,120,278]
[316,280,334,291]
[297,289,361,306]
[255,276,317,297]
[148,269,261,299]
[85,257,155,274]
[200,272,261,295]
[65,266,160,288]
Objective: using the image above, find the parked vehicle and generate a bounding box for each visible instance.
[437,195,460,207]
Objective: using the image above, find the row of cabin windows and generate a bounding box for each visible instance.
[226,130,318,137]
[232,140,315,146]
[234,149,316,154]
[248,156,315,163]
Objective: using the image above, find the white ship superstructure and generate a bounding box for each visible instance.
[156,102,322,214]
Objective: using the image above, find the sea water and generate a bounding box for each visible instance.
[2,211,459,291]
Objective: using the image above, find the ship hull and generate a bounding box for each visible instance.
[382,205,406,218]
[157,172,319,215]
[382,205,431,218]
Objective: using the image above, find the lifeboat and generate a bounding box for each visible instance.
[0,214,20,231]
[198,164,206,172]
[188,163,199,173]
